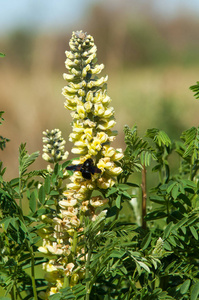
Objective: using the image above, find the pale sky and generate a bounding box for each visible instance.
[0,0,199,36]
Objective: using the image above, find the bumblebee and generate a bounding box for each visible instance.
[66,158,101,180]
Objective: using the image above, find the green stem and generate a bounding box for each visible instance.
[10,285,15,300]
[18,170,22,210]
[190,163,193,181]
[28,244,38,300]
[141,165,147,229]
[63,275,70,288]
[16,286,23,300]
[85,248,92,300]
[71,230,78,255]
[166,198,170,223]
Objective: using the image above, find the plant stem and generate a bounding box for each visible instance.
[63,275,70,288]
[71,230,78,255]
[141,165,147,229]
[85,247,92,300]
[18,170,22,210]
[28,244,38,300]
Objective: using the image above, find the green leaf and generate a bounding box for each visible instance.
[165,260,176,273]
[149,195,165,204]
[135,261,141,275]
[44,175,51,194]
[19,143,39,176]
[54,163,59,175]
[189,226,198,240]
[141,232,151,250]
[29,191,37,212]
[110,250,125,258]
[10,217,19,230]
[164,222,173,239]
[167,236,177,247]
[106,187,117,197]
[116,194,121,209]
[137,261,150,273]
[145,210,167,220]
[121,190,131,200]
[146,128,171,147]
[117,183,130,190]
[171,184,181,200]
[180,279,191,294]
[191,282,199,300]
[173,216,188,231]
[186,215,199,226]
[19,220,28,234]
[190,81,199,99]
[179,194,191,206]
[49,293,62,300]
[0,53,5,57]
[0,217,12,230]
[39,185,45,204]
[49,190,59,196]
[163,240,172,251]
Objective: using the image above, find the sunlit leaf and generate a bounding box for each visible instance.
[39,185,45,204]
[191,282,199,300]
[180,279,191,294]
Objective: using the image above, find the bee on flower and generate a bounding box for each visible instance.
[40,30,123,295]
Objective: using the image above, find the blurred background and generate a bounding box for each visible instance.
[0,0,199,179]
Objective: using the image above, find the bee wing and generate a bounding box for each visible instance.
[92,166,102,174]
[66,164,83,171]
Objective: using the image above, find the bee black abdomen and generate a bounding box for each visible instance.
[81,171,92,180]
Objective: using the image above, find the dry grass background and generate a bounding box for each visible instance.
[1,6,199,180]
[1,61,198,180]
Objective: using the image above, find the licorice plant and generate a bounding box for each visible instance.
[39,30,123,298]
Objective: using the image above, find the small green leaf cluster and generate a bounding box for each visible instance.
[0,144,47,299]
[0,111,10,151]
[0,138,73,299]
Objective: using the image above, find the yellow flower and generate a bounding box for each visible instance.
[44,262,58,273]
[59,199,78,208]
[94,103,105,116]
[38,245,48,254]
[97,157,113,172]
[77,104,86,119]
[84,101,93,112]
[65,262,75,276]
[107,166,123,176]
[101,145,116,157]
[49,287,59,295]
[98,120,116,130]
[46,242,64,255]
[113,148,124,160]
[56,279,64,289]
[90,196,109,207]
[71,146,87,155]
[72,121,85,132]
[82,128,93,141]
[80,200,89,212]
[97,176,115,189]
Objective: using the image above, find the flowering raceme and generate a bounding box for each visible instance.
[39,31,123,297]
[63,31,123,186]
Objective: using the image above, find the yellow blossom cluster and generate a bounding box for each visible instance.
[39,31,123,298]
[63,31,123,188]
